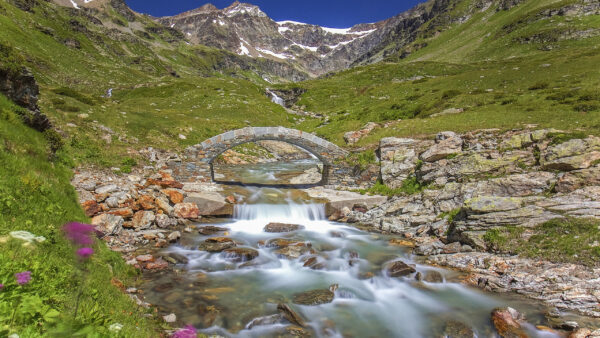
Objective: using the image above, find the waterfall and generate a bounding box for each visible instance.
[234,202,325,221]
[266,89,285,107]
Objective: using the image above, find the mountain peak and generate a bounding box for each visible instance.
[223,1,266,18]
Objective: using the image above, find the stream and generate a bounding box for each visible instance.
[141,163,587,337]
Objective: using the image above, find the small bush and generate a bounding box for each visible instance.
[573,103,599,112]
[51,87,95,105]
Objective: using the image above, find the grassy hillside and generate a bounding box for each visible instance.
[0,94,163,336]
[284,0,600,146]
[0,0,295,167]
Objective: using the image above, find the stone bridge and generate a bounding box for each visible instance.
[170,127,356,186]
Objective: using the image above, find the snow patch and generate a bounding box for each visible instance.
[256,47,291,60]
[278,26,290,34]
[276,20,308,26]
[238,42,250,56]
[292,43,318,52]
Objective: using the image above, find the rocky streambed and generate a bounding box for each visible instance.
[73,128,600,337]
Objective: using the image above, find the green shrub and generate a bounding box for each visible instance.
[51,88,95,106]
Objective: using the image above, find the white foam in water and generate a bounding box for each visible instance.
[229,202,335,234]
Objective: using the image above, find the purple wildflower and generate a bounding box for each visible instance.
[63,222,96,246]
[0,283,4,290]
[171,325,196,338]
[76,247,94,259]
[15,271,32,285]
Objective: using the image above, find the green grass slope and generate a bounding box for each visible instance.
[284,0,600,146]
[0,94,163,336]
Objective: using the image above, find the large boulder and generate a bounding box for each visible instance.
[379,137,421,188]
[541,137,600,171]
[491,307,528,338]
[91,213,123,235]
[173,202,200,219]
[184,192,232,216]
[420,132,463,162]
[556,166,600,193]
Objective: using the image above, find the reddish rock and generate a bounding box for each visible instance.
[145,258,169,270]
[223,247,259,262]
[132,210,155,229]
[225,195,236,204]
[491,307,528,338]
[107,208,134,218]
[146,178,183,189]
[137,195,156,210]
[81,200,100,217]
[136,254,154,262]
[174,203,200,219]
[159,171,174,181]
[162,189,184,204]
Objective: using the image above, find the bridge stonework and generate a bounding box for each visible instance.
[169,127,355,186]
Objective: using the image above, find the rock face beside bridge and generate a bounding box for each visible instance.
[171,127,354,186]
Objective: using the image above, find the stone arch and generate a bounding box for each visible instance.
[183,127,350,185]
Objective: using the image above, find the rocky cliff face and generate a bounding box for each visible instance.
[157,1,456,77]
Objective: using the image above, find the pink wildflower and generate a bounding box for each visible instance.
[15,271,32,285]
[172,325,197,338]
[76,247,94,259]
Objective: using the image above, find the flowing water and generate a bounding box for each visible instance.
[141,165,591,337]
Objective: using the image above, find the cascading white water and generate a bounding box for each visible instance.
[234,203,325,221]
[266,89,285,107]
[229,201,329,234]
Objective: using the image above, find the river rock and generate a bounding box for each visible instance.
[290,167,322,185]
[223,247,259,262]
[167,231,181,242]
[155,214,177,228]
[163,313,176,323]
[423,270,444,283]
[105,196,119,208]
[386,260,416,277]
[167,252,189,264]
[305,187,387,215]
[135,195,155,210]
[184,192,232,216]
[173,203,200,219]
[107,208,134,218]
[264,222,304,232]
[491,307,528,338]
[275,245,312,259]
[198,225,229,235]
[95,184,118,195]
[91,213,123,235]
[201,237,236,252]
[132,210,155,229]
[277,304,305,327]
[541,137,600,171]
[155,196,173,216]
[441,320,476,337]
[81,200,101,217]
[161,189,184,204]
[292,289,334,305]
[146,258,169,270]
[245,314,284,329]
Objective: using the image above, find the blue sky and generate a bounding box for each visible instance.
[125,0,423,28]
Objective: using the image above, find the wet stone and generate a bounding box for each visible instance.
[223,247,259,262]
[264,222,304,233]
[198,225,229,235]
[386,260,416,277]
[293,289,334,305]
[277,303,306,327]
[245,314,284,330]
[423,270,444,283]
[442,320,476,337]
